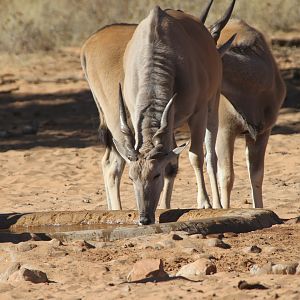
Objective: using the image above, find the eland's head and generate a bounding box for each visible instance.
[113,84,188,225]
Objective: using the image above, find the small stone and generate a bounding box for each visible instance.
[250,263,273,275]
[296,264,300,275]
[272,263,299,275]
[238,280,268,290]
[169,233,183,241]
[16,242,37,252]
[263,246,283,254]
[285,217,300,224]
[206,233,224,239]
[169,231,189,240]
[176,259,216,279]
[156,240,175,249]
[9,267,48,284]
[189,234,205,239]
[92,242,110,248]
[49,238,63,247]
[127,259,168,282]
[243,245,262,254]
[72,240,95,252]
[0,263,21,282]
[205,238,231,249]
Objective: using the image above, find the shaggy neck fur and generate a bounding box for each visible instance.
[133,7,176,155]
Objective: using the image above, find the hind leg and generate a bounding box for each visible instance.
[101,142,125,210]
[205,93,221,208]
[245,129,270,208]
[216,127,236,208]
[160,156,178,209]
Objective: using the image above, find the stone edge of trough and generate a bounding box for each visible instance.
[48,209,282,242]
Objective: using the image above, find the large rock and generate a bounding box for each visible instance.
[296,263,300,275]
[127,259,168,282]
[272,263,299,275]
[9,266,49,283]
[176,258,216,279]
[250,262,299,275]
[250,263,273,275]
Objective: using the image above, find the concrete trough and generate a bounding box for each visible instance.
[0,209,282,243]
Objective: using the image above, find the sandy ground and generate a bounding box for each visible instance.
[0,40,299,299]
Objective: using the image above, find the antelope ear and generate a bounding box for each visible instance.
[172,141,190,155]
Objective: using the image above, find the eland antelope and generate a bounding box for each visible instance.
[212,19,286,208]
[81,3,235,224]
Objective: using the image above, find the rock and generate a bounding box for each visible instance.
[272,263,299,275]
[169,233,184,241]
[263,246,283,254]
[285,217,300,224]
[0,263,21,282]
[296,264,300,275]
[49,238,63,247]
[127,259,168,282]
[169,231,189,240]
[72,240,95,252]
[243,245,262,254]
[156,239,175,249]
[206,233,224,239]
[92,242,110,248]
[176,259,216,279]
[238,280,268,290]
[16,242,37,252]
[250,263,273,275]
[205,238,231,249]
[189,234,205,239]
[10,267,49,283]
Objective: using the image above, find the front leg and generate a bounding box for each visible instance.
[188,111,211,209]
[101,143,125,210]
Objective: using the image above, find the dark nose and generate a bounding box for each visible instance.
[139,215,152,225]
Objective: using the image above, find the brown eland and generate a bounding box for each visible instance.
[81,3,235,224]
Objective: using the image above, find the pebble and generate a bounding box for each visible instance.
[176,258,217,279]
[238,280,268,290]
[285,217,300,224]
[263,246,283,254]
[127,259,168,282]
[169,231,189,240]
[16,242,37,252]
[156,239,175,249]
[296,264,300,275]
[72,240,95,252]
[0,263,21,282]
[206,233,224,239]
[205,238,231,249]
[243,245,262,254]
[49,238,63,247]
[189,234,205,239]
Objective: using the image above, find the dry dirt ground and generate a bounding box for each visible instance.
[0,38,299,299]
